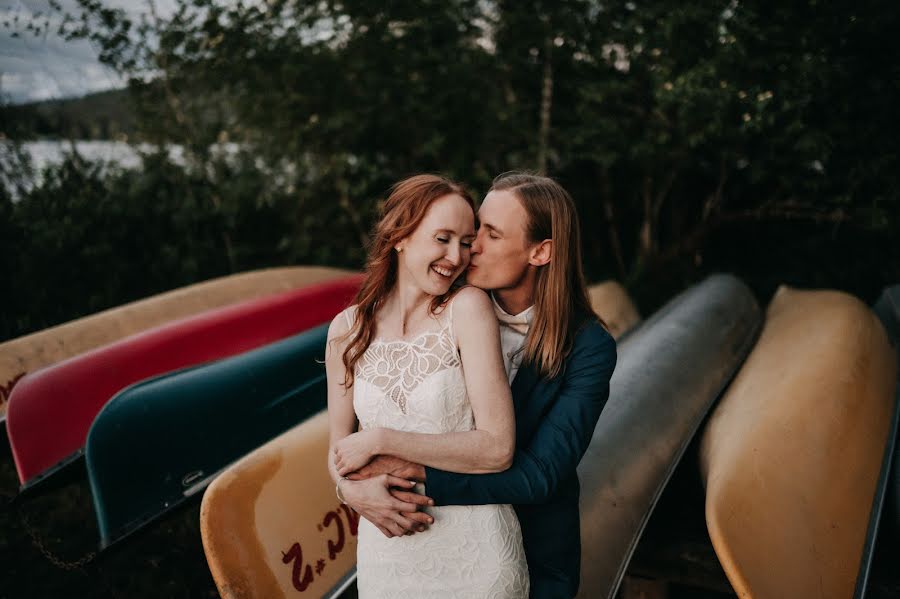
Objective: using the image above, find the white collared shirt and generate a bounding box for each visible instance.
[492,294,534,383]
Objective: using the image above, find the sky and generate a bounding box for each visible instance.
[1,0,174,104]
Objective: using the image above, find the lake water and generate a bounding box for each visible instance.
[2,140,244,199]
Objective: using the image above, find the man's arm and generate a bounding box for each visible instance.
[425,323,616,506]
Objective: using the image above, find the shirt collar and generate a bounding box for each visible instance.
[491,293,534,335]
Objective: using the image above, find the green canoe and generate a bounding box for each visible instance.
[86,323,330,549]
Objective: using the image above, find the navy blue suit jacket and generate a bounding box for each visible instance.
[424,315,617,598]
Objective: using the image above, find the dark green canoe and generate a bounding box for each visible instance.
[86,323,329,549]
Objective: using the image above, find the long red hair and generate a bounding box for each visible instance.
[341,174,475,386]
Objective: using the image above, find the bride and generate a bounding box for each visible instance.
[325,174,529,598]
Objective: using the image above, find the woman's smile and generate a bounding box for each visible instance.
[431,263,456,278]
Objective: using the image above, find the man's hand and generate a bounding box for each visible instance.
[347,455,427,482]
[340,474,434,538]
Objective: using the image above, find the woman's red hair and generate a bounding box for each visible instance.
[341,174,475,386]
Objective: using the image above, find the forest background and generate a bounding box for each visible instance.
[2,2,900,597]
[2,0,899,342]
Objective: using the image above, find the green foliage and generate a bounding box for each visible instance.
[2,0,899,340]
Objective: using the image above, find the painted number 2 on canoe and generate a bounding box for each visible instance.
[282,503,360,593]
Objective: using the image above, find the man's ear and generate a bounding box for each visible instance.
[528,239,552,267]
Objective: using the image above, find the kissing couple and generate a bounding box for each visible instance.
[325,172,617,598]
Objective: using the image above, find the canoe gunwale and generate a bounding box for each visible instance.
[852,364,900,598]
[18,361,209,493]
[97,454,237,550]
[602,315,763,599]
[324,568,358,599]
[18,448,84,495]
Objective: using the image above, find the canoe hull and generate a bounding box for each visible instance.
[201,411,357,599]
[576,274,761,599]
[587,281,641,340]
[8,275,362,489]
[0,266,351,422]
[699,287,897,599]
[87,323,334,548]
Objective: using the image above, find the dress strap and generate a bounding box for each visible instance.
[444,290,460,347]
[446,294,455,329]
[343,305,356,329]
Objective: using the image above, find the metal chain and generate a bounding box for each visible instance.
[17,504,96,572]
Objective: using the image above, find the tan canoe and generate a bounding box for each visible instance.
[588,281,640,340]
[699,286,898,599]
[201,411,357,599]
[0,266,352,422]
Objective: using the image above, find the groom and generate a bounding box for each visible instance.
[339,172,617,598]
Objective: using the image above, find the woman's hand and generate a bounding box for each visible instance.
[334,429,383,476]
[339,475,434,538]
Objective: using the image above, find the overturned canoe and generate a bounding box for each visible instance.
[587,281,641,340]
[8,275,362,490]
[699,287,898,599]
[201,411,357,599]
[577,274,761,599]
[87,323,333,549]
[0,266,351,422]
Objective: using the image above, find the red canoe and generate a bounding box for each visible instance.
[7,274,362,489]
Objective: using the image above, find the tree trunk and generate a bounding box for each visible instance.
[638,176,656,264]
[600,166,627,279]
[536,38,553,175]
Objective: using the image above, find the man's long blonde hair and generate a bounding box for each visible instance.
[490,172,603,379]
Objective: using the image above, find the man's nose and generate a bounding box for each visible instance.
[471,232,484,255]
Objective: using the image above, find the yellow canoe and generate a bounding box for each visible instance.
[588,281,641,339]
[0,266,351,422]
[200,411,357,599]
[699,286,898,599]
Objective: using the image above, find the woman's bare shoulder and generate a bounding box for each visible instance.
[451,286,493,316]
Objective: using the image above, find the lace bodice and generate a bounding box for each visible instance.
[346,305,475,435]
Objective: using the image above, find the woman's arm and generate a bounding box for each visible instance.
[333,287,516,475]
[425,323,617,505]
[325,310,432,537]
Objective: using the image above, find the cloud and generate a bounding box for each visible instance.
[0,0,176,104]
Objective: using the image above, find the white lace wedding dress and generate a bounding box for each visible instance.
[342,302,529,599]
